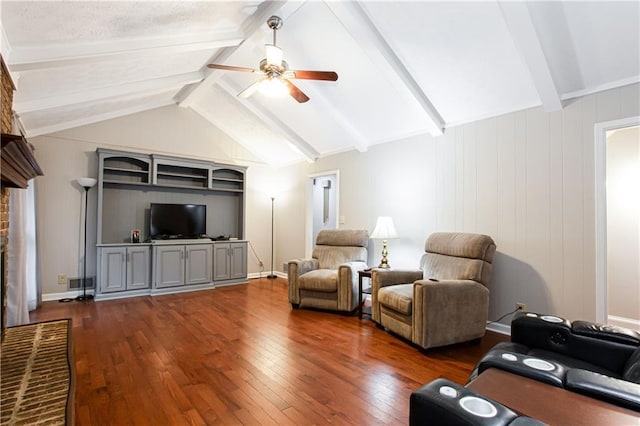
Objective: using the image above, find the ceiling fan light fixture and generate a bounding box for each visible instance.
[265,44,283,66]
[259,77,288,97]
[206,15,336,104]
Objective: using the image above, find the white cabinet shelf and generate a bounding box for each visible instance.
[211,168,244,192]
[101,155,151,184]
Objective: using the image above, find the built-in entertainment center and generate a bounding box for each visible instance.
[95,148,248,300]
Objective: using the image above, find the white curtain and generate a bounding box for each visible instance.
[6,181,38,326]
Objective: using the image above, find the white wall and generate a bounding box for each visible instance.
[275,83,640,324]
[606,126,640,323]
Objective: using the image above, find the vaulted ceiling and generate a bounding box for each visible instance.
[2,1,639,166]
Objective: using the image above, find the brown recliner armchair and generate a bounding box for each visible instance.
[372,232,496,349]
[288,229,369,313]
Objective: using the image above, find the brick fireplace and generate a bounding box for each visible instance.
[1,56,44,337]
[1,55,15,339]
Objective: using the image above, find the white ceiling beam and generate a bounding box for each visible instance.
[189,103,269,165]
[7,34,243,72]
[325,1,445,136]
[303,88,369,153]
[14,72,202,113]
[498,1,563,111]
[21,98,175,137]
[217,79,319,162]
[1,23,13,59]
[178,1,287,108]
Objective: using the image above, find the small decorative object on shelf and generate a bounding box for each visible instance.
[131,229,140,243]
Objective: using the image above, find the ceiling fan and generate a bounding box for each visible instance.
[207,15,338,103]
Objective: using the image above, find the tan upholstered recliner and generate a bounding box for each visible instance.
[372,232,496,349]
[288,229,369,313]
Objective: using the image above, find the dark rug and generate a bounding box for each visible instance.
[1,319,74,425]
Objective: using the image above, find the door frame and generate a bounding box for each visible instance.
[594,115,640,323]
[306,170,339,258]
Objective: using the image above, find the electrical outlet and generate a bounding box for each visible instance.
[516,302,527,312]
[57,274,67,285]
[259,261,264,267]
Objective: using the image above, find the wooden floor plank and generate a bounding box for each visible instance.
[30,278,507,425]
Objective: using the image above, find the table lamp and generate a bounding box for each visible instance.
[371,216,398,268]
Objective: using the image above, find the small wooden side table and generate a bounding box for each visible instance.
[358,269,373,319]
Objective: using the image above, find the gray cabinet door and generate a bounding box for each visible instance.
[185,244,212,285]
[127,246,150,290]
[229,242,247,280]
[100,247,126,293]
[213,243,231,281]
[155,245,184,288]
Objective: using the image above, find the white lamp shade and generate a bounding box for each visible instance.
[265,44,283,66]
[371,216,398,239]
[259,77,288,97]
[77,177,97,188]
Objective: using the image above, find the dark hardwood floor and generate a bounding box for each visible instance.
[30,278,507,425]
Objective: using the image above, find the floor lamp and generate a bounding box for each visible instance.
[267,196,277,279]
[77,177,97,301]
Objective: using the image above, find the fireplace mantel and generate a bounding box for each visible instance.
[1,133,43,188]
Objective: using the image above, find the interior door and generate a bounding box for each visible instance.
[311,173,338,246]
[605,125,640,329]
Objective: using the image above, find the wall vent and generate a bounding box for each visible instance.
[67,277,95,291]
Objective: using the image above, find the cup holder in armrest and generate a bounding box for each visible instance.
[476,350,567,387]
[540,315,564,323]
[459,396,498,418]
[410,378,547,426]
[410,378,520,426]
[523,358,556,371]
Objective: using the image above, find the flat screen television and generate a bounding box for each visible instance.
[149,203,206,239]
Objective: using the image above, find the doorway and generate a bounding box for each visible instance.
[306,171,339,256]
[595,116,640,329]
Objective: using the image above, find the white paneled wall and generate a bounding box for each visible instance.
[280,83,640,325]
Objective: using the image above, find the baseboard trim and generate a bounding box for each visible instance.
[42,290,95,302]
[248,272,287,280]
[486,322,511,336]
[150,282,215,296]
[608,315,640,330]
[95,289,149,301]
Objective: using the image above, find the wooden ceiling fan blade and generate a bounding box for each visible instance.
[238,79,265,99]
[288,70,338,81]
[207,64,258,73]
[283,79,310,103]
